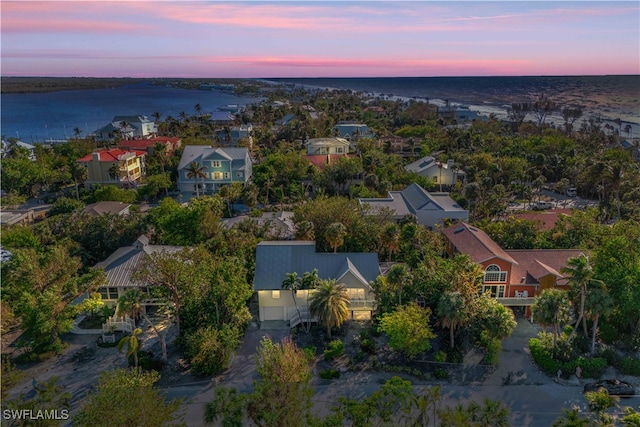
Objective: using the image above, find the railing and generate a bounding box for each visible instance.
[348,299,377,309]
[102,315,135,334]
[496,297,535,306]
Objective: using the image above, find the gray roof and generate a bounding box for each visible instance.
[178,145,248,170]
[359,183,465,215]
[83,201,131,216]
[404,156,437,174]
[254,241,379,290]
[96,236,183,288]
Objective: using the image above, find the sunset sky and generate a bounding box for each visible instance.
[2,1,639,78]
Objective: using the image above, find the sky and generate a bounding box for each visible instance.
[1,1,639,78]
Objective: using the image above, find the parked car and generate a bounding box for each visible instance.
[533,201,554,210]
[583,379,635,397]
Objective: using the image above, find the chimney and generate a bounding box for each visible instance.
[92,152,100,162]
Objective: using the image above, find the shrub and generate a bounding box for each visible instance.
[597,346,621,366]
[132,350,164,371]
[302,345,316,361]
[360,338,377,354]
[530,337,607,378]
[435,368,448,379]
[324,339,344,361]
[484,338,502,365]
[529,337,562,375]
[434,351,447,363]
[319,368,340,379]
[185,325,241,377]
[618,357,640,376]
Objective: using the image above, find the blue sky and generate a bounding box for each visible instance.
[2,1,638,77]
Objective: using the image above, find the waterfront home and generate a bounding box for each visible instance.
[254,241,380,326]
[119,136,181,155]
[214,124,253,147]
[93,115,157,141]
[77,148,146,188]
[177,146,252,196]
[359,183,469,229]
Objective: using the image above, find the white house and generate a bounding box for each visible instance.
[359,183,469,229]
[404,156,466,188]
[305,137,350,155]
[254,241,380,325]
[94,115,157,141]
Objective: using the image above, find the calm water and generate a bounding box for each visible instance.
[1,82,261,142]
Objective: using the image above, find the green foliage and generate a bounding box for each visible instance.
[434,368,449,379]
[319,368,340,379]
[618,357,640,376]
[324,339,345,361]
[529,335,607,378]
[204,387,248,427]
[3,377,71,427]
[434,350,447,363]
[0,225,42,250]
[479,330,503,365]
[89,185,138,203]
[185,324,241,376]
[302,345,316,361]
[438,399,510,427]
[309,279,350,338]
[49,196,84,216]
[74,368,181,427]
[1,354,23,399]
[379,302,436,359]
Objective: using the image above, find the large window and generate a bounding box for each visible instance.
[482,285,505,298]
[212,161,221,168]
[484,264,507,283]
[348,288,365,300]
[99,287,119,300]
[213,172,223,180]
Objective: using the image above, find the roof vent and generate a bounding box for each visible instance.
[453,227,465,234]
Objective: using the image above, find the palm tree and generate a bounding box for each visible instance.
[186,161,207,198]
[551,407,591,427]
[561,254,601,343]
[324,222,347,253]
[118,120,130,140]
[117,327,142,368]
[282,272,302,327]
[194,103,202,118]
[152,111,162,124]
[152,142,169,196]
[437,291,467,349]
[308,279,349,338]
[73,127,82,138]
[383,223,400,262]
[300,269,320,332]
[295,220,315,241]
[532,289,572,348]
[117,289,168,363]
[584,283,613,355]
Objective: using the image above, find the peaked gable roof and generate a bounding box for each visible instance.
[506,249,584,285]
[77,149,146,163]
[360,183,465,216]
[254,241,379,290]
[405,155,437,174]
[443,222,517,265]
[178,145,248,170]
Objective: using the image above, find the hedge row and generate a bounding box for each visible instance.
[529,338,607,378]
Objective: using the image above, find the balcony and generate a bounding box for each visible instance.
[347,299,377,310]
[496,297,535,306]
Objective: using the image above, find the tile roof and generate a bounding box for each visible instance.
[506,249,584,285]
[442,222,517,264]
[509,209,572,231]
[254,241,379,290]
[77,149,146,163]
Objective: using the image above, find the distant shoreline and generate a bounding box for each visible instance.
[0,77,151,94]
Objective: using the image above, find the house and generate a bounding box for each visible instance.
[222,211,295,239]
[305,137,350,155]
[404,157,466,188]
[214,124,253,147]
[83,201,131,216]
[333,123,374,142]
[209,112,236,125]
[359,183,469,229]
[1,140,37,160]
[119,136,182,155]
[276,113,296,126]
[254,241,380,325]
[77,149,147,188]
[442,222,583,317]
[93,115,156,141]
[177,146,252,196]
[95,235,183,308]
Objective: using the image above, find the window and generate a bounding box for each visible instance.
[236,172,243,178]
[433,176,438,182]
[296,290,308,299]
[348,288,365,300]
[224,172,230,179]
[99,287,119,300]
[272,290,280,299]
[484,264,507,283]
[336,147,344,154]
[108,288,118,299]
[213,172,223,180]
[482,285,505,298]
[212,161,221,168]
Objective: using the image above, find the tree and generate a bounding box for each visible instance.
[295,220,315,241]
[437,291,467,349]
[247,337,315,427]
[117,327,142,368]
[117,289,167,363]
[74,368,181,427]
[383,223,400,262]
[2,245,105,353]
[387,263,412,306]
[476,294,517,340]
[531,94,557,127]
[584,283,613,355]
[379,302,436,359]
[186,161,207,198]
[438,399,509,427]
[561,254,600,342]
[308,279,349,338]
[532,289,572,348]
[324,222,347,253]
[282,272,302,328]
[552,407,591,427]
[3,377,71,427]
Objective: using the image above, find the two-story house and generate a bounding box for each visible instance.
[94,115,157,141]
[177,146,252,196]
[77,149,146,188]
[359,183,469,229]
[442,222,583,318]
[305,137,351,155]
[404,156,466,188]
[119,136,182,156]
[254,241,380,326]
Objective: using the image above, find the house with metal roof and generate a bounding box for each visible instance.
[93,115,156,141]
[404,157,466,189]
[305,137,350,155]
[82,201,131,216]
[177,145,252,197]
[442,222,583,317]
[359,183,469,229]
[333,123,374,142]
[254,241,380,326]
[95,235,183,307]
